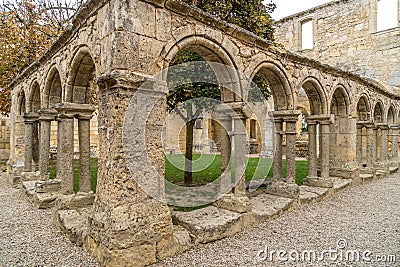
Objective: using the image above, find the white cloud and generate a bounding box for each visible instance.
[267,0,333,20]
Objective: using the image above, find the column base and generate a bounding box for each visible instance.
[264,181,300,199]
[21,171,41,181]
[87,199,176,267]
[214,193,251,213]
[7,161,25,186]
[374,161,390,177]
[303,177,333,188]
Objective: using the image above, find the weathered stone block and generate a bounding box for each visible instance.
[214,194,251,213]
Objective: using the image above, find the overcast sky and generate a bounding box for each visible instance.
[268,0,333,20]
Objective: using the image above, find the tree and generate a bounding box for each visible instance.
[0,0,84,115]
[168,0,275,186]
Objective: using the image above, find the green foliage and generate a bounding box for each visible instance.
[183,0,276,41]
[167,50,221,120]
[248,74,272,102]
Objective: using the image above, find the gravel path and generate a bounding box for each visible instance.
[0,173,99,267]
[1,171,399,267]
[155,175,400,267]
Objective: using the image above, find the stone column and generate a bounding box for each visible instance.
[320,120,331,179]
[306,121,317,178]
[232,115,247,196]
[38,109,57,179]
[365,123,376,171]
[356,123,363,166]
[379,124,389,162]
[271,116,283,182]
[219,114,232,194]
[390,124,399,168]
[78,113,94,192]
[284,116,299,184]
[23,113,39,172]
[56,112,75,194]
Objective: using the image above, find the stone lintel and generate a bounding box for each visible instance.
[269,110,301,121]
[376,123,389,129]
[23,112,39,123]
[389,124,399,129]
[306,114,334,124]
[39,108,58,121]
[55,102,95,117]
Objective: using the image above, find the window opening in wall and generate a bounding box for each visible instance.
[250,119,257,139]
[301,19,313,50]
[377,0,398,31]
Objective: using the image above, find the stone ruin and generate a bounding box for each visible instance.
[6,0,400,266]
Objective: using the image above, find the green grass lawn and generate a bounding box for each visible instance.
[49,155,308,192]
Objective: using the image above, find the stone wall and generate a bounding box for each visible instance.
[0,116,10,161]
[274,0,400,93]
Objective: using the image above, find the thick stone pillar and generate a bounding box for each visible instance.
[329,116,359,179]
[306,121,317,178]
[38,109,57,179]
[390,124,399,168]
[356,123,363,166]
[78,113,94,192]
[320,121,331,179]
[23,113,39,172]
[365,123,376,173]
[284,115,299,184]
[56,111,75,194]
[379,124,389,162]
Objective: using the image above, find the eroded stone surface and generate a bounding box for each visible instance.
[250,194,293,222]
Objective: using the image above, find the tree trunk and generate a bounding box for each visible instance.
[184,120,196,186]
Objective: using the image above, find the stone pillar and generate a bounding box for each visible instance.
[78,113,94,192]
[272,117,283,182]
[379,124,389,162]
[23,113,39,172]
[365,123,376,172]
[56,112,75,194]
[38,109,57,179]
[320,121,331,179]
[284,115,299,184]
[219,114,232,194]
[390,124,399,168]
[306,121,317,178]
[232,115,247,196]
[356,123,363,166]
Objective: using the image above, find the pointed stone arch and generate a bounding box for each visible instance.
[373,100,384,123]
[28,80,41,113]
[330,85,351,116]
[298,76,327,115]
[43,65,63,108]
[356,94,371,121]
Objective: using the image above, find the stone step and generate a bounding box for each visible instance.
[250,194,293,223]
[55,208,89,247]
[172,206,251,244]
[21,180,61,209]
[389,167,398,174]
[360,173,374,184]
[299,185,330,204]
[330,177,352,193]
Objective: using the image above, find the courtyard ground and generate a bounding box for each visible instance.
[0,172,398,266]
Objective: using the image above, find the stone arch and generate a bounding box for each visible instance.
[387,105,396,124]
[66,46,96,104]
[28,81,41,113]
[248,61,294,110]
[43,65,63,108]
[162,35,242,102]
[16,89,27,116]
[298,76,327,115]
[330,85,351,116]
[356,94,371,121]
[373,100,384,123]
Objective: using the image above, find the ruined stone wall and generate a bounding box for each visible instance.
[0,116,10,161]
[274,0,400,93]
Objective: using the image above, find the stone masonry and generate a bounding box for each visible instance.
[6,0,400,266]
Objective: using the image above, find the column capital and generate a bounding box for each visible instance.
[23,112,39,123]
[77,113,94,120]
[55,102,95,118]
[269,110,301,122]
[389,124,399,130]
[39,108,58,121]
[364,122,376,128]
[306,114,334,125]
[376,123,389,130]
